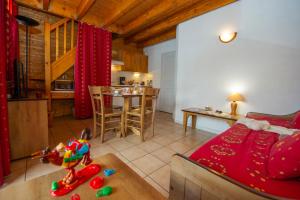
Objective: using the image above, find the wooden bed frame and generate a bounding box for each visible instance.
[169,111,299,200]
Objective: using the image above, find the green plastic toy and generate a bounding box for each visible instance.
[51,181,59,191]
[96,186,112,197]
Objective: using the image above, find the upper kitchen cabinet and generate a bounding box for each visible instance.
[121,51,148,73]
[112,39,148,73]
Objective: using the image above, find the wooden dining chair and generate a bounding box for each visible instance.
[125,87,160,141]
[89,86,124,143]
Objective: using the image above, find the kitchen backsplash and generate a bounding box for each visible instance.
[111,69,153,86]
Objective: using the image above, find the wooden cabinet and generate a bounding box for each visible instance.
[51,90,74,99]
[120,50,148,73]
[8,100,48,160]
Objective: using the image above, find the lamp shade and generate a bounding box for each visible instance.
[227,93,245,102]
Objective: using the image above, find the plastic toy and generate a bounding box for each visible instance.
[51,181,59,191]
[104,169,115,176]
[32,128,101,197]
[96,186,112,197]
[71,193,80,200]
[89,176,104,189]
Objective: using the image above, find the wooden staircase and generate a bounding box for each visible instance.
[44,18,76,118]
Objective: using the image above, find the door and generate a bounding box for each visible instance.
[159,51,176,114]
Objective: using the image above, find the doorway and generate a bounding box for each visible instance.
[158,51,176,115]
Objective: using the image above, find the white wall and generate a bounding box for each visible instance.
[144,39,177,109]
[175,0,300,133]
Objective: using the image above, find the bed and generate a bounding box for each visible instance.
[169,111,300,200]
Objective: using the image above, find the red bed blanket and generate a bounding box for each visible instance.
[189,123,300,199]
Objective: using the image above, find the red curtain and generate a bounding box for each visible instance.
[7,0,19,91]
[6,0,19,95]
[0,0,12,186]
[74,22,112,119]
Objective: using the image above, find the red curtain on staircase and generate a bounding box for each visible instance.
[74,22,112,119]
[0,0,12,186]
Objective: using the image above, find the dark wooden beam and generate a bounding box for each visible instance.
[43,0,50,10]
[127,0,237,43]
[138,27,176,47]
[103,0,142,28]
[76,0,95,19]
[122,0,200,35]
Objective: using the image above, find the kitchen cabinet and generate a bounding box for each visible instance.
[120,50,148,73]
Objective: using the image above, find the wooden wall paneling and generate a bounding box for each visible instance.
[8,100,49,160]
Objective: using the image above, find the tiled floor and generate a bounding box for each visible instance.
[3,112,214,198]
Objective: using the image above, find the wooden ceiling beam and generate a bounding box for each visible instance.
[127,0,237,43]
[76,0,95,19]
[16,0,77,19]
[43,0,50,10]
[122,0,200,35]
[138,27,176,47]
[103,0,142,28]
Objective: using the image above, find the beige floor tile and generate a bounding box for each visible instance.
[184,145,200,157]
[124,134,144,145]
[167,141,191,154]
[120,146,148,161]
[144,176,169,198]
[151,147,176,164]
[137,140,162,153]
[131,154,166,175]
[115,152,130,163]
[149,165,171,191]
[151,135,176,146]
[178,134,203,147]
[126,162,146,178]
[91,144,117,158]
[109,139,134,151]
[4,112,214,193]
[2,169,26,189]
[25,159,61,181]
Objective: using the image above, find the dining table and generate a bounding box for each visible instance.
[103,88,144,137]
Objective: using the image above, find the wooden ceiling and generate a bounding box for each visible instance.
[16,0,237,47]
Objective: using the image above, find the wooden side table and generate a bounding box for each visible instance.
[182,108,241,134]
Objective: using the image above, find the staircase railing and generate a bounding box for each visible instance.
[44,18,76,116]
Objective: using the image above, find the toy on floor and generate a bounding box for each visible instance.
[96,186,113,197]
[89,176,104,189]
[71,193,80,200]
[32,128,101,197]
[104,169,116,176]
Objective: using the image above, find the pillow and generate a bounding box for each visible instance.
[268,131,300,179]
[292,111,300,129]
[268,125,299,136]
[237,117,270,130]
[246,113,292,128]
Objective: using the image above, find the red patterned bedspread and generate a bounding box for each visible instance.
[189,124,300,199]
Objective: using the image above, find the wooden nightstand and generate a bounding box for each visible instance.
[182,107,242,134]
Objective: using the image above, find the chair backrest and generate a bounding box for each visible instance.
[140,87,160,116]
[88,86,112,115]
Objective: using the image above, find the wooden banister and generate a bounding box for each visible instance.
[50,18,69,30]
[44,18,77,123]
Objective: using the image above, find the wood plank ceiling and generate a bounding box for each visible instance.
[16,0,237,47]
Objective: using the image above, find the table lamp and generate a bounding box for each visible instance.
[227,93,245,115]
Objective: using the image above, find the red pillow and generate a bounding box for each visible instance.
[268,131,300,179]
[292,111,300,129]
[246,113,292,128]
